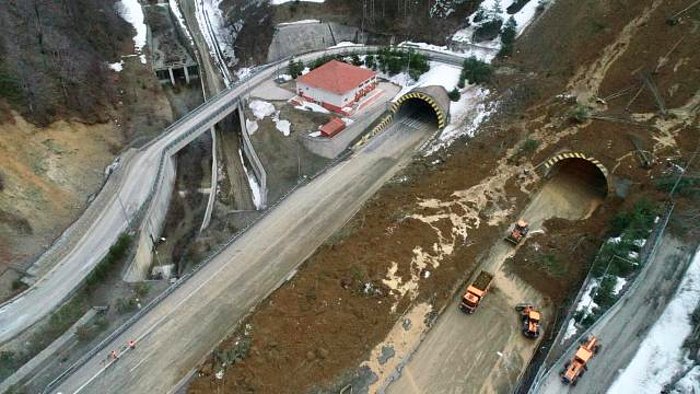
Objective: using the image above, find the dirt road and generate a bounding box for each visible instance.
[534,235,693,394]
[385,160,606,393]
[51,116,436,393]
[388,269,546,394]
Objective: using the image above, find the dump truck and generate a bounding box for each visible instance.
[505,219,529,245]
[515,303,541,339]
[560,335,601,385]
[459,270,494,314]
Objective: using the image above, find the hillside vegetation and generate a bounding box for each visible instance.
[0,0,131,125]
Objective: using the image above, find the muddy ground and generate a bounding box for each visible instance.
[0,55,173,301]
[189,0,699,392]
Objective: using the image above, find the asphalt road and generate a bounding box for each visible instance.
[534,235,692,394]
[386,161,605,393]
[51,116,435,393]
[0,43,464,345]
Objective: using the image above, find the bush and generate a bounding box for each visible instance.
[287,58,305,78]
[593,276,617,309]
[116,297,139,314]
[656,176,700,197]
[460,57,493,85]
[498,17,517,58]
[609,198,657,238]
[85,233,132,290]
[473,18,503,42]
[448,88,461,102]
[375,49,430,79]
[569,104,590,123]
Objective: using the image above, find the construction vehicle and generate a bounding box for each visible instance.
[515,303,541,339]
[560,335,601,385]
[505,219,529,245]
[460,270,494,314]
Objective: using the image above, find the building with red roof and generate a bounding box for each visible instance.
[296,60,377,114]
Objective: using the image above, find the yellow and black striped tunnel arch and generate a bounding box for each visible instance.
[543,152,609,179]
[390,91,447,129]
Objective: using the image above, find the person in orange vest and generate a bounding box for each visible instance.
[110,350,119,360]
[128,340,136,349]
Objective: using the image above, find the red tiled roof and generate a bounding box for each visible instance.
[320,117,346,137]
[297,60,376,95]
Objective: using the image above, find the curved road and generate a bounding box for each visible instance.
[533,235,692,394]
[51,115,436,393]
[0,45,473,345]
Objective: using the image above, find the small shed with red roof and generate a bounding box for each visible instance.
[296,60,377,113]
[319,117,346,138]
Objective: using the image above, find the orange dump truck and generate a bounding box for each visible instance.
[459,270,494,314]
[560,335,601,385]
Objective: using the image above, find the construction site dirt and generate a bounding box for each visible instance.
[186,0,700,392]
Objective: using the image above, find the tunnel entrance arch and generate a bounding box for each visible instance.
[543,152,610,197]
[390,86,450,129]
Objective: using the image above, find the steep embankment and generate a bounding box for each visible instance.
[0,1,173,296]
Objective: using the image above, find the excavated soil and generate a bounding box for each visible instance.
[189,0,699,392]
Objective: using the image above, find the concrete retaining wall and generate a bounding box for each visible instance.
[124,156,177,282]
[238,101,268,209]
[199,127,217,232]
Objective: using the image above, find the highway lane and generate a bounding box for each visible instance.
[385,157,605,393]
[534,235,692,394]
[52,116,436,393]
[0,44,470,345]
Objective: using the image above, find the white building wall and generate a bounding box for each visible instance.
[297,76,376,109]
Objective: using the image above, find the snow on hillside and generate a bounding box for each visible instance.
[608,248,700,393]
[272,0,324,4]
[115,0,147,64]
[194,0,236,85]
[238,149,262,209]
[169,0,195,46]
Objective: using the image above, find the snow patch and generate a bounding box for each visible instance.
[238,149,262,209]
[115,0,147,64]
[277,19,321,26]
[329,41,361,49]
[245,118,259,135]
[108,61,124,72]
[272,0,324,5]
[236,67,253,81]
[194,0,236,86]
[168,0,194,46]
[274,119,291,136]
[249,100,276,119]
[562,318,578,342]
[608,249,700,393]
[613,277,627,295]
[292,100,330,114]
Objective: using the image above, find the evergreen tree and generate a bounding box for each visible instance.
[498,16,517,58]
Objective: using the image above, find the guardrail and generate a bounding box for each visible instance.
[41,45,465,392]
[526,201,675,393]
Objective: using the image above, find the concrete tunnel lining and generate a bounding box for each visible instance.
[390,86,451,129]
[544,153,610,197]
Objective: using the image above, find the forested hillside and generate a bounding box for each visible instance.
[0,0,132,125]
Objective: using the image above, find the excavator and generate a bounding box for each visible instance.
[505,219,529,245]
[515,303,541,339]
[560,335,601,385]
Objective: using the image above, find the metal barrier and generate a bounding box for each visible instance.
[526,202,675,393]
[41,45,466,392]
